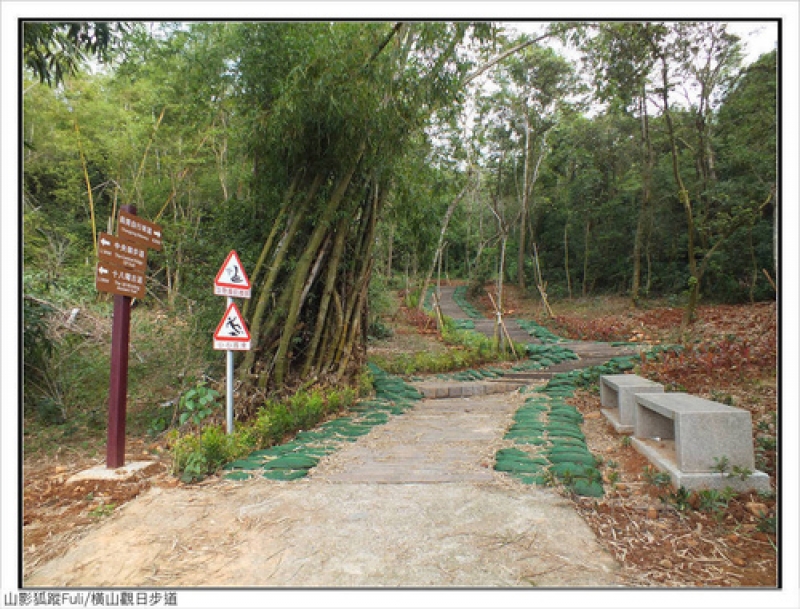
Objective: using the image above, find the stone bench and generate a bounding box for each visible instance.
[631,393,770,492]
[599,374,663,433]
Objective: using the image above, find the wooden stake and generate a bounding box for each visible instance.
[762,268,777,291]
[486,291,518,357]
[432,291,445,331]
[532,243,555,318]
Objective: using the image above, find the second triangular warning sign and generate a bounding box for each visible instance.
[214,250,251,298]
[213,302,251,351]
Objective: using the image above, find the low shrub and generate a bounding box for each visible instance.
[169,385,358,482]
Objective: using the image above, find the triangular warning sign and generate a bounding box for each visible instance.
[213,302,251,351]
[214,250,251,298]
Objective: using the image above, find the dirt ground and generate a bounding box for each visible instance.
[20,290,779,589]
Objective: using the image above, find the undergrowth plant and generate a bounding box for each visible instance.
[178,382,220,427]
[169,385,358,482]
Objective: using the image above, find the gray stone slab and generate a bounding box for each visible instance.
[631,438,771,492]
[67,461,158,483]
[601,408,633,434]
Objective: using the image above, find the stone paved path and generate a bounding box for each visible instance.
[313,390,523,484]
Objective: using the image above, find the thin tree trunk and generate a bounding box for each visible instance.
[582,220,591,298]
[518,116,531,291]
[418,178,471,310]
[386,221,395,278]
[632,88,654,307]
[658,53,699,333]
[564,220,572,299]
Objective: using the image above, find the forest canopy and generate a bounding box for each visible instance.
[22,20,777,396]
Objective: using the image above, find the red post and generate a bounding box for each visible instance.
[106,204,136,468]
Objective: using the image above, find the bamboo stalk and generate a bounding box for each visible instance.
[74,120,97,258]
[273,140,366,384]
[130,107,166,205]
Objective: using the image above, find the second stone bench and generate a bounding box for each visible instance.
[600,374,664,433]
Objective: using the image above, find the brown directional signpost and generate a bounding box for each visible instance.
[97,205,162,468]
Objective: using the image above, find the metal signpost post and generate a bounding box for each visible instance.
[97,205,162,469]
[213,251,251,434]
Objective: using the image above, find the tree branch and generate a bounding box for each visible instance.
[366,22,404,66]
[462,33,550,87]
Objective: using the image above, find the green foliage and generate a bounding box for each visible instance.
[695,487,736,519]
[642,465,671,488]
[88,502,117,518]
[23,296,57,419]
[661,486,693,512]
[729,465,753,481]
[371,313,521,376]
[23,22,126,86]
[711,456,730,475]
[178,383,220,427]
[757,514,776,534]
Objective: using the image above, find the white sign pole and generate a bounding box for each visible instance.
[226,296,234,434]
[214,250,252,435]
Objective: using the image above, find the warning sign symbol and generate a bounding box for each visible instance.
[214,250,251,298]
[213,302,251,351]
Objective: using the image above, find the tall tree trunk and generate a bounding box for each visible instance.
[386,220,395,278]
[582,220,591,298]
[657,53,699,333]
[564,219,572,299]
[518,116,531,291]
[632,87,654,307]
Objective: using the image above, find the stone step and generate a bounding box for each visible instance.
[413,380,524,399]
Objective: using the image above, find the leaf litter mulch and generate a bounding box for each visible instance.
[524,301,779,588]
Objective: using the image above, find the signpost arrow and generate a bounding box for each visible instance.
[98,232,148,273]
[95,260,146,299]
[118,209,163,251]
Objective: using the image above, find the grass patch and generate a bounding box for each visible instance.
[369,313,523,376]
